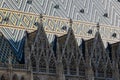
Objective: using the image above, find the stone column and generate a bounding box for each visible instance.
[85,49,94,80]
[56,60,65,80]
[86,66,94,80]
[112,62,119,80]
[55,35,65,80]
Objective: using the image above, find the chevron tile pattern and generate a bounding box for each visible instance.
[1,0,120,26]
[0,28,24,61]
[1,0,120,60]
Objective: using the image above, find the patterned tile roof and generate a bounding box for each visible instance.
[1,0,120,60]
[0,31,19,64]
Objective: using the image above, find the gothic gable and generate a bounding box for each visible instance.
[92,31,106,59]
[27,22,56,73]
[58,27,82,62]
[87,31,107,63]
[27,30,37,49]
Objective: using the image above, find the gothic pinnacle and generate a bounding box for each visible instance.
[97,22,100,32]
[39,14,43,23]
[69,18,73,28]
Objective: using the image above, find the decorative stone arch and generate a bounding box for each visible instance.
[97,59,105,77]
[49,55,56,73]
[1,75,5,80]
[20,76,25,80]
[106,61,113,78]
[39,54,46,72]
[31,52,37,71]
[1,73,9,80]
[62,57,67,74]
[69,57,77,75]
[33,76,40,80]
[12,74,19,80]
[91,58,97,77]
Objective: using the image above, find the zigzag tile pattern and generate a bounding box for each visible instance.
[1,0,120,26]
[1,0,120,60]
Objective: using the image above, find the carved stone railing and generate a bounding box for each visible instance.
[12,64,26,69]
[0,8,120,43]
[0,63,7,68]
[0,63,27,70]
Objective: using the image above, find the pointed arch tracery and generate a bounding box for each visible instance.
[39,55,46,72]
[33,76,40,80]
[31,52,36,71]
[20,76,25,80]
[12,74,18,80]
[62,58,67,74]
[106,62,112,78]
[1,76,5,80]
[97,59,105,77]
[79,58,85,76]
[49,56,56,73]
[70,57,76,75]
[1,74,9,80]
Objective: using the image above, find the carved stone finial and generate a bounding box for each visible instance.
[39,14,43,23]
[40,14,43,18]
[69,18,72,27]
[97,22,100,32]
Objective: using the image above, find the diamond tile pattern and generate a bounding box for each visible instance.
[1,0,120,61]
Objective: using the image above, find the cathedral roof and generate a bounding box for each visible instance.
[85,30,110,64]
[1,0,120,62]
[1,22,120,64]
[27,30,37,49]
[57,27,79,52]
[0,31,19,64]
[1,0,120,26]
[57,34,67,52]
